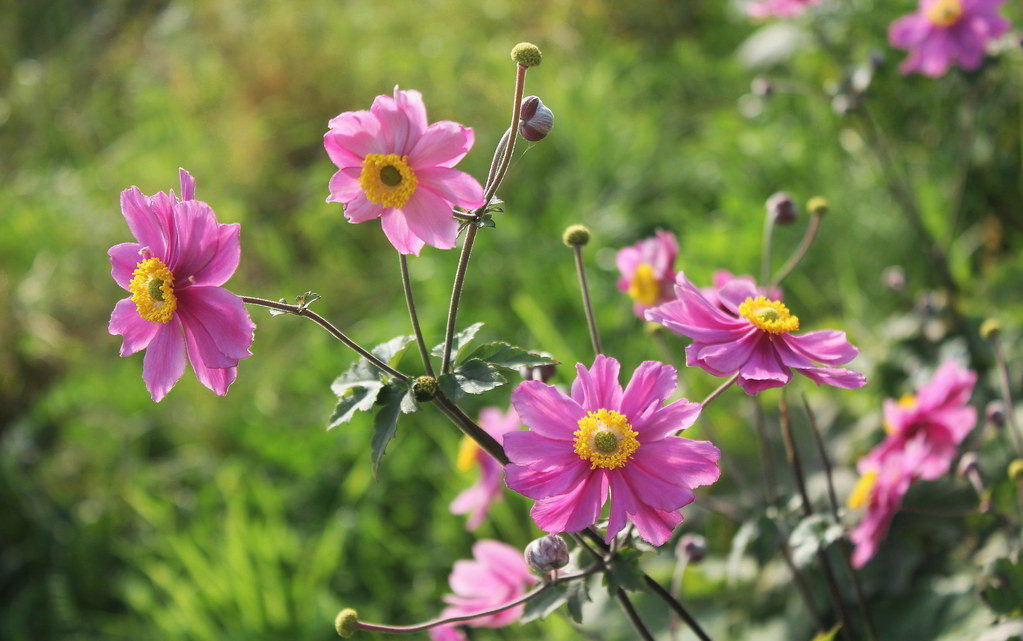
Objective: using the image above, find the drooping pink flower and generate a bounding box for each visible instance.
[108,169,255,402]
[862,361,977,480]
[616,230,679,317]
[700,270,782,313]
[505,355,720,546]
[428,540,538,641]
[889,0,1011,77]
[746,0,822,19]
[450,407,520,530]
[324,87,485,255]
[646,273,866,395]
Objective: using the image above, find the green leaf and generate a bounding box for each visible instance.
[371,335,416,368]
[982,557,1023,617]
[462,341,558,371]
[431,322,485,360]
[328,386,382,429]
[331,358,384,396]
[811,625,842,641]
[565,578,590,624]
[789,514,844,568]
[603,548,644,594]
[437,359,506,402]
[399,386,419,414]
[371,382,407,474]
[519,584,569,623]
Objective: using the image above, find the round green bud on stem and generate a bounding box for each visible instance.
[511,42,543,67]
[980,319,1002,340]
[413,376,439,402]
[335,609,358,638]
[562,224,591,247]
[1009,459,1023,483]
[807,196,829,216]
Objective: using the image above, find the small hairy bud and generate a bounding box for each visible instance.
[807,196,829,217]
[881,265,906,293]
[766,192,797,225]
[986,400,1006,427]
[980,318,1002,340]
[412,376,439,401]
[957,452,980,478]
[519,95,554,142]
[511,42,542,67]
[677,533,707,564]
[521,364,556,383]
[1009,459,1023,482]
[335,609,358,638]
[562,224,591,247]
[524,534,570,576]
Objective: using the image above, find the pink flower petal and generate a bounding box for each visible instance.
[398,188,459,251]
[190,223,241,288]
[506,459,592,500]
[796,365,867,390]
[178,168,196,201]
[183,321,238,396]
[620,361,677,420]
[109,242,142,291]
[472,540,534,587]
[529,471,607,533]
[327,167,363,204]
[175,286,254,364]
[503,430,574,462]
[408,121,475,169]
[343,192,385,223]
[511,381,585,440]
[782,329,859,365]
[571,355,623,412]
[143,317,186,402]
[686,328,761,375]
[325,109,383,166]
[636,438,720,488]
[371,92,414,156]
[120,187,172,257]
[621,459,695,512]
[417,167,485,209]
[167,200,219,281]
[109,297,160,356]
[392,87,428,146]
[633,399,703,441]
[380,209,426,256]
[737,337,791,394]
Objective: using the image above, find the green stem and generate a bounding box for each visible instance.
[614,589,656,641]
[398,254,434,377]
[772,213,822,288]
[991,333,1023,457]
[573,244,603,355]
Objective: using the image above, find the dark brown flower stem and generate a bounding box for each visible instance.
[779,393,857,641]
[440,64,527,374]
[614,589,656,641]
[240,296,408,382]
[398,253,434,377]
[573,244,603,355]
[771,212,822,288]
[433,393,509,465]
[354,566,600,634]
[801,394,879,641]
[990,332,1023,457]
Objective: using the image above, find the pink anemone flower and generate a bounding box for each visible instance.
[700,270,782,313]
[505,355,720,546]
[746,0,822,19]
[889,0,1010,77]
[450,407,520,530]
[616,230,679,317]
[108,169,255,402]
[646,272,866,395]
[324,86,485,255]
[428,540,538,641]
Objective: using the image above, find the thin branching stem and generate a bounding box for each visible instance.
[772,213,822,288]
[398,254,435,377]
[572,244,603,355]
[614,589,656,641]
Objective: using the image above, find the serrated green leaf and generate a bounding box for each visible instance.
[431,322,485,360]
[331,358,384,396]
[371,335,416,368]
[519,584,569,623]
[789,514,844,568]
[462,341,558,371]
[371,382,407,474]
[437,359,506,401]
[565,578,590,624]
[328,386,382,429]
[399,387,419,414]
[603,549,644,594]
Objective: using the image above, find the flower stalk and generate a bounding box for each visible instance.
[398,254,435,377]
[572,243,603,356]
[772,211,822,288]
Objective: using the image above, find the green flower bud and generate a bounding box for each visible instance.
[807,196,829,216]
[980,318,1002,339]
[413,376,439,402]
[511,42,543,67]
[562,224,591,247]
[335,609,358,638]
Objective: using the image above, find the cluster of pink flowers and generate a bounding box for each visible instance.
[848,362,977,566]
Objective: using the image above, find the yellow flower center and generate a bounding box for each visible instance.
[884,394,917,434]
[738,296,800,334]
[456,435,478,472]
[359,153,418,208]
[925,0,963,27]
[627,263,659,306]
[847,470,878,509]
[130,257,176,324]
[573,409,640,470]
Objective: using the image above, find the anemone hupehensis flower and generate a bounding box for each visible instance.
[450,407,520,530]
[324,86,485,255]
[889,0,1011,77]
[616,230,679,317]
[428,540,538,641]
[746,0,822,19]
[504,355,720,546]
[700,270,782,314]
[108,169,255,402]
[646,272,866,395]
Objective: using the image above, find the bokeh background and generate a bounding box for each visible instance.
[2,0,1022,639]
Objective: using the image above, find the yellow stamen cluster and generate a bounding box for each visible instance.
[130,257,176,324]
[358,153,418,208]
[847,470,879,509]
[627,263,660,306]
[456,435,478,472]
[884,394,917,434]
[739,296,800,335]
[573,409,640,470]
[925,0,964,27]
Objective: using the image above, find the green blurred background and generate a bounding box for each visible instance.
[2,0,1022,639]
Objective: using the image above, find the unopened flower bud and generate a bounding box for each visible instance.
[412,376,438,401]
[676,533,707,564]
[521,364,556,383]
[1009,459,1023,482]
[524,534,570,576]
[766,192,798,225]
[881,265,906,293]
[751,75,773,98]
[986,401,1006,427]
[807,196,829,217]
[980,318,1002,340]
[562,224,591,247]
[957,452,980,478]
[511,42,542,68]
[335,608,358,638]
[518,96,554,141]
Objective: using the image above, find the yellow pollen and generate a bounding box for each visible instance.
[358,153,418,208]
[130,257,176,324]
[573,409,640,470]
[925,0,963,27]
[739,296,800,334]
[456,435,478,472]
[847,470,878,509]
[627,263,659,306]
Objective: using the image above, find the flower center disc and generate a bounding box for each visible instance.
[130,257,176,324]
[627,263,659,306]
[925,0,963,27]
[573,409,639,470]
[359,153,418,208]
[739,296,800,334]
